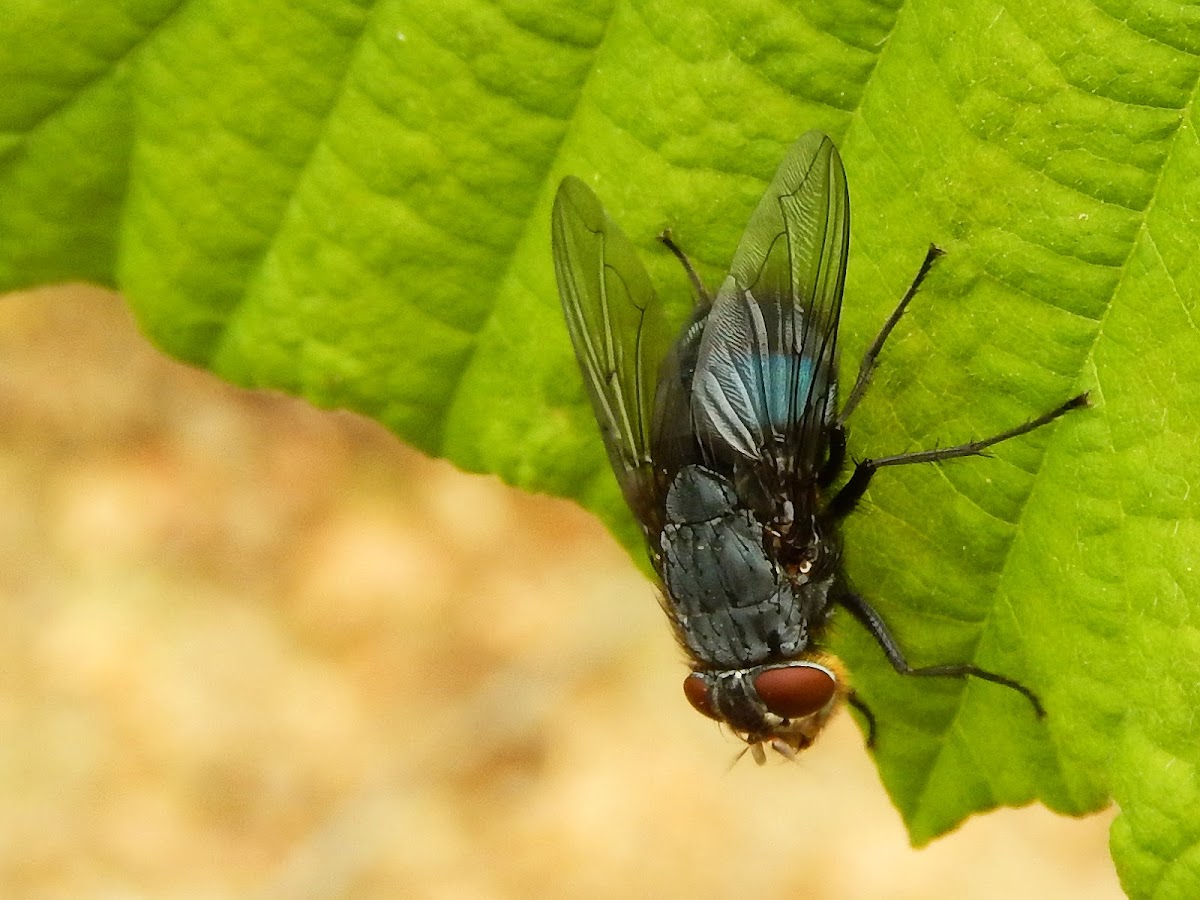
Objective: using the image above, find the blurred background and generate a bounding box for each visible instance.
[0,284,1122,898]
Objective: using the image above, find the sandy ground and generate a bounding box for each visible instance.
[0,285,1124,899]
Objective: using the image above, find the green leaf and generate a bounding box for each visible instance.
[4,0,1199,892]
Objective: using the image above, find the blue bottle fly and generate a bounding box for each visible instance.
[551,132,1087,761]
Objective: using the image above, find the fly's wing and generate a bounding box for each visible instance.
[552,176,675,529]
[690,132,849,492]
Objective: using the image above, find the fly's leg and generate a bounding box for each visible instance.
[826,392,1089,520]
[818,424,847,488]
[838,244,944,426]
[839,590,1045,718]
[822,242,937,487]
[847,691,877,748]
[659,230,712,306]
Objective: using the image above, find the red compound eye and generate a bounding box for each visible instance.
[753,664,837,720]
[683,673,719,720]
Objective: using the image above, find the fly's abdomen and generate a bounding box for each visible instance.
[658,466,807,668]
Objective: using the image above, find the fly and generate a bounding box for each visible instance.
[551,132,1087,761]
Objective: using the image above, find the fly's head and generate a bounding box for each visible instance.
[682,658,849,762]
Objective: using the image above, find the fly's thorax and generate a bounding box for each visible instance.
[764,509,844,593]
[658,465,810,667]
[683,658,847,757]
[655,463,842,670]
[723,449,844,591]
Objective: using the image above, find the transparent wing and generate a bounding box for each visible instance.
[552,176,675,523]
[689,132,850,488]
